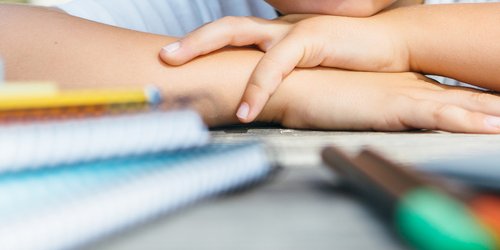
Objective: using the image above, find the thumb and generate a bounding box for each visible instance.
[160,16,283,66]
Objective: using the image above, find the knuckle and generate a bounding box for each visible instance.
[428,102,481,132]
[217,16,260,37]
[469,91,492,105]
[249,80,272,99]
[257,60,286,83]
[249,71,281,100]
[373,95,413,130]
[431,103,447,121]
[255,84,272,99]
[431,103,456,122]
[260,55,282,68]
[218,16,246,27]
[217,16,242,31]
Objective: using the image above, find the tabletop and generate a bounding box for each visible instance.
[94,127,500,250]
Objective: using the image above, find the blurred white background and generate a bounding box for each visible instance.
[30,0,70,5]
[0,0,70,5]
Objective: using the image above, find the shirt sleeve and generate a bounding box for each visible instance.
[57,0,277,36]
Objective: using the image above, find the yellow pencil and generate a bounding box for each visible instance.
[0,85,162,111]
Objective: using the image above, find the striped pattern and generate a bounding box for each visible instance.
[57,0,277,36]
[0,143,271,250]
[0,110,209,172]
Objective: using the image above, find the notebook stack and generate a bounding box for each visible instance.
[0,81,271,250]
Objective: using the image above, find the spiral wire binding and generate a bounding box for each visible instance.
[0,143,271,250]
[0,109,210,173]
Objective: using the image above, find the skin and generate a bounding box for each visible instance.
[264,0,398,17]
[2,4,500,133]
[161,3,500,123]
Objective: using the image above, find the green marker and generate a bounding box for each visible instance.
[322,146,496,250]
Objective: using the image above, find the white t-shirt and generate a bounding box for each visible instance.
[58,0,278,36]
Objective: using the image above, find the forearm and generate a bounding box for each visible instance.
[4,4,500,134]
[0,4,278,126]
[381,3,500,89]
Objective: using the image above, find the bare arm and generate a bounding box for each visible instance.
[385,3,500,89]
[0,4,266,126]
[3,4,500,133]
[160,3,498,122]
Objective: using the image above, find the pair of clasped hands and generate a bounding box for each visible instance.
[159,0,500,133]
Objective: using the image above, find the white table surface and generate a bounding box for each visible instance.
[94,127,500,250]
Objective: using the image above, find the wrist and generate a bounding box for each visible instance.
[168,47,289,127]
[374,7,415,72]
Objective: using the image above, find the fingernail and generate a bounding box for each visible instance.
[236,102,250,120]
[162,41,181,54]
[485,116,500,129]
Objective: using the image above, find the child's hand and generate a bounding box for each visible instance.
[269,69,500,134]
[160,15,409,123]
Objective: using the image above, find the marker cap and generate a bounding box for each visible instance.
[470,196,500,247]
[395,187,496,250]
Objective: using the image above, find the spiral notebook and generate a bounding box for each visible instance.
[0,105,272,249]
[0,142,271,250]
[0,109,209,173]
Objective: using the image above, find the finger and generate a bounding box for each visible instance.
[236,36,306,123]
[389,76,500,117]
[160,16,285,65]
[400,99,500,134]
[433,88,500,117]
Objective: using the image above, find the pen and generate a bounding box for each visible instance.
[0,85,162,111]
[322,146,498,250]
[360,149,500,248]
[0,103,152,123]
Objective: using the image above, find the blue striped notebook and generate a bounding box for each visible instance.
[0,143,271,250]
[0,110,209,173]
[0,109,272,249]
